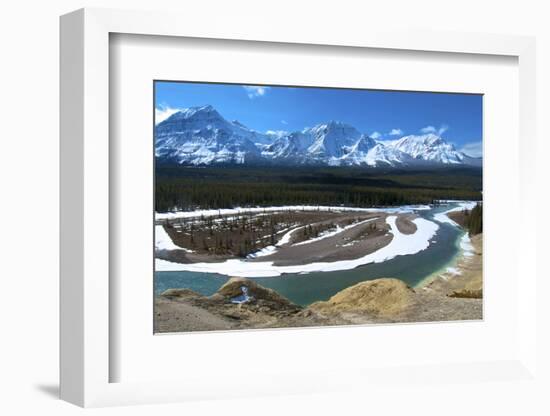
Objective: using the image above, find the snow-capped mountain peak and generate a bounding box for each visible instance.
[303,121,362,160]
[155,106,263,165]
[167,104,219,121]
[231,119,248,128]
[155,105,481,168]
[387,133,465,164]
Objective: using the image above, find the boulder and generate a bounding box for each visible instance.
[215,277,297,309]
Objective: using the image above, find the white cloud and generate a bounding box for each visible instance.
[388,128,403,136]
[370,131,382,139]
[155,105,180,125]
[243,85,271,99]
[420,125,437,134]
[281,120,288,125]
[459,141,483,158]
[420,124,449,135]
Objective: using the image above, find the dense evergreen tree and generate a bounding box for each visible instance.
[465,203,483,235]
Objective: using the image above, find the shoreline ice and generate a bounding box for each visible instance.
[433,201,478,226]
[156,204,432,221]
[156,215,440,278]
[459,232,475,256]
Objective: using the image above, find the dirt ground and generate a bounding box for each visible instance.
[154,273,482,333]
[447,210,467,227]
[395,213,418,234]
[261,213,392,266]
[156,210,419,266]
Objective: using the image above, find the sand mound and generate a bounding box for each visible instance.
[309,278,416,318]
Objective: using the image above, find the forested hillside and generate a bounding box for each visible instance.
[155,165,482,212]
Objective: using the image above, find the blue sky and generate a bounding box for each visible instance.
[155,81,483,157]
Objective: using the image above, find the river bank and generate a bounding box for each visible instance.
[155,257,483,332]
[155,273,482,333]
[420,233,482,298]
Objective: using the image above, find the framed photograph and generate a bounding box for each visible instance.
[153,81,484,334]
[60,8,538,408]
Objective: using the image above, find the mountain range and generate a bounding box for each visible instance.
[155,105,482,168]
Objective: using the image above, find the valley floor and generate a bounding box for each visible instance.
[154,203,483,332]
[155,206,438,277]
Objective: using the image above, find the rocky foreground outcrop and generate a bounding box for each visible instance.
[155,275,482,333]
[308,278,416,319]
[155,278,312,333]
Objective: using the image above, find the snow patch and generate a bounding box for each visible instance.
[460,233,475,257]
[156,204,431,221]
[246,245,277,259]
[293,217,377,246]
[446,267,461,275]
[433,212,458,226]
[246,225,304,258]
[276,226,304,246]
[433,201,479,227]
[155,225,194,253]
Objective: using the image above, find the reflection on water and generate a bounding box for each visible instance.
[154,204,463,306]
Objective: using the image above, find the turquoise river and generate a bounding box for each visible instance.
[154,203,466,306]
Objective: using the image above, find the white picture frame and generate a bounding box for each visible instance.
[60,7,538,408]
